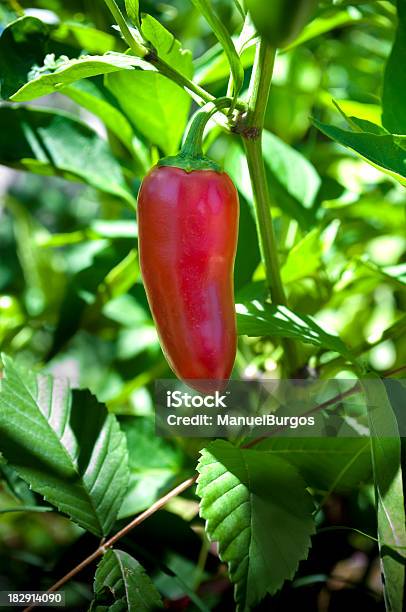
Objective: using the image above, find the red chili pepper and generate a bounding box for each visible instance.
[138,101,239,392]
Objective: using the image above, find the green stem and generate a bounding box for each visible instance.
[103,0,214,105]
[242,40,298,373]
[181,97,236,158]
[159,97,245,172]
[244,42,284,302]
[103,0,148,57]
[244,139,286,305]
[153,57,215,104]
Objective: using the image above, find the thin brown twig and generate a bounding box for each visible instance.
[23,475,198,612]
[384,364,406,377]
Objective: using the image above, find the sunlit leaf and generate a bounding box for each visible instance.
[313,118,406,186]
[10,52,150,102]
[237,301,352,358]
[281,229,322,284]
[125,0,141,30]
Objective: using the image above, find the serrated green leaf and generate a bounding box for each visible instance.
[237,301,352,359]
[313,118,406,186]
[106,15,192,155]
[362,377,406,612]
[255,438,372,492]
[0,106,135,207]
[91,549,163,611]
[382,0,406,134]
[197,440,315,611]
[0,355,129,537]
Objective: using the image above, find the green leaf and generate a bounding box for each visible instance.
[197,440,315,611]
[62,79,136,154]
[62,78,150,172]
[0,106,135,207]
[106,15,192,155]
[0,16,49,100]
[224,137,319,230]
[263,131,321,209]
[382,0,406,134]
[0,355,129,537]
[91,549,163,611]
[5,198,65,316]
[125,0,141,30]
[10,52,150,103]
[313,118,406,186]
[255,438,372,493]
[362,377,406,612]
[191,0,243,95]
[284,6,363,52]
[118,417,185,518]
[0,463,36,505]
[52,22,119,54]
[195,40,255,87]
[237,301,352,358]
[281,229,322,284]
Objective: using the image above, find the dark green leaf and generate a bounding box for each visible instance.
[91,549,163,611]
[255,438,372,492]
[0,355,129,536]
[119,417,185,518]
[0,106,135,206]
[362,377,406,612]
[197,440,315,611]
[382,0,406,134]
[0,16,49,100]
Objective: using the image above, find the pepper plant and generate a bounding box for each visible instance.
[0,1,405,611]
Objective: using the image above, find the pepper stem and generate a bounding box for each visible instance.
[159,97,238,172]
